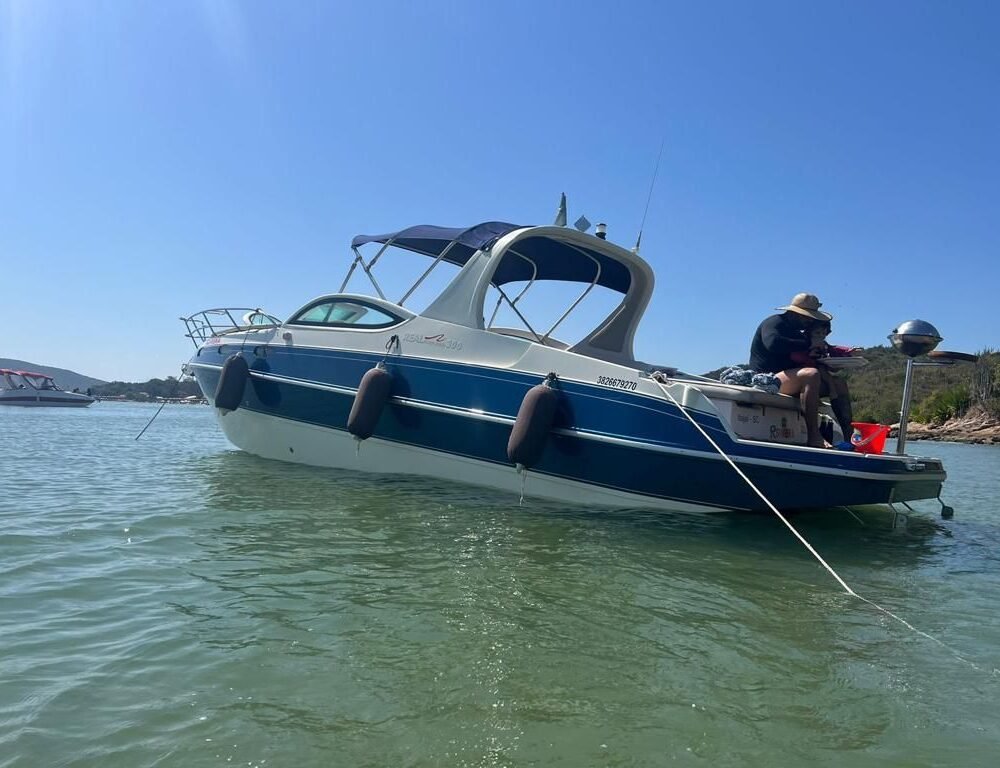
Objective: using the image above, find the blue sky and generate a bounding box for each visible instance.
[2,0,997,381]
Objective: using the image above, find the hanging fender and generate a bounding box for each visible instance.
[347,364,393,440]
[507,373,560,468]
[214,354,250,413]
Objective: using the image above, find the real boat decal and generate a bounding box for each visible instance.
[402,332,463,351]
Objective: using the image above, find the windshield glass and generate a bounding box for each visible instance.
[289,298,404,329]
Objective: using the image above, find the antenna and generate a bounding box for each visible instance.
[554,192,567,226]
[633,137,665,254]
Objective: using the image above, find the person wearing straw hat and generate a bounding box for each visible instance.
[749,293,846,448]
[792,318,857,441]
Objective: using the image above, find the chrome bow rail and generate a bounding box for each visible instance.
[181,308,282,347]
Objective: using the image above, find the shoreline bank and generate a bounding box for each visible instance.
[891,415,1000,445]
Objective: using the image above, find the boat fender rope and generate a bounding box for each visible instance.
[347,364,393,441]
[507,373,561,470]
[214,354,250,413]
[649,372,983,672]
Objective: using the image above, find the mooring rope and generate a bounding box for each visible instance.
[134,399,168,441]
[650,373,984,670]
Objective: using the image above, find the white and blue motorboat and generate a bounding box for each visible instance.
[182,222,946,514]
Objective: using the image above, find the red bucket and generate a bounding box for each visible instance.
[850,422,889,454]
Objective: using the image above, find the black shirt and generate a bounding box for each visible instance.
[749,313,811,373]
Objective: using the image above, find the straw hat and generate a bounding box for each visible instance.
[777,293,833,321]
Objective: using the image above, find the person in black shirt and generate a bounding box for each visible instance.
[749,293,841,448]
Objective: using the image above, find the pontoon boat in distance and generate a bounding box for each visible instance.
[182,222,946,513]
[0,369,95,407]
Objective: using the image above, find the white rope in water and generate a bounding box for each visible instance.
[650,374,983,670]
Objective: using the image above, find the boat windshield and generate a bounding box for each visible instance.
[1,369,21,389]
[17,372,58,390]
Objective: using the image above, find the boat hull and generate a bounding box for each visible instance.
[0,393,94,407]
[190,349,946,513]
[214,407,732,513]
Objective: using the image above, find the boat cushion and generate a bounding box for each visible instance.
[691,380,802,410]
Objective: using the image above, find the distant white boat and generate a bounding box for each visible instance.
[0,369,95,407]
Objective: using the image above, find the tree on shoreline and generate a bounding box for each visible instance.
[92,376,202,401]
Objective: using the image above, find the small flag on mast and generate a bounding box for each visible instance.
[554,192,567,226]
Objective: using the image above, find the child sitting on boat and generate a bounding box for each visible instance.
[789,320,854,366]
[788,318,858,443]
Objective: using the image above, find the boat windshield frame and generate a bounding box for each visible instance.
[480,244,603,343]
[1,369,21,390]
[343,235,597,344]
[25,374,58,390]
[0,370,59,390]
[343,224,653,361]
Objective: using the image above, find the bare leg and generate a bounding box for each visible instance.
[777,367,830,448]
[820,369,839,399]
[800,370,825,447]
[829,377,854,437]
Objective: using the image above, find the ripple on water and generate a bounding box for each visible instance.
[1,407,999,766]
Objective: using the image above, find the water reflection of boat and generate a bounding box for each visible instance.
[193,451,946,572]
[0,369,95,407]
[182,221,947,514]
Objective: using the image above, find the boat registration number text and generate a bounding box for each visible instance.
[596,376,637,391]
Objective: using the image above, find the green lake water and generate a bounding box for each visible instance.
[2,403,999,767]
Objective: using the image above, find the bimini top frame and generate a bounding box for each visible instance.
[345,222,656,365]
[1,369,60,390]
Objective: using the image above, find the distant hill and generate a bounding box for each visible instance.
[0,358,107,392]
[846,345,998,425]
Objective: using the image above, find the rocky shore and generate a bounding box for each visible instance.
[891,414,1000,445]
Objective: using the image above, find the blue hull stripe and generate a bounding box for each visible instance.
[191,346,944,510]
